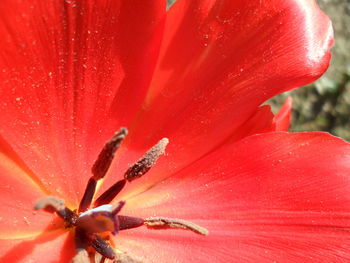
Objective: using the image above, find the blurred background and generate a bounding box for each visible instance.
[167,0,350,141]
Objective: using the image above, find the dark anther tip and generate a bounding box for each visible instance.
[94,179,127,207]
[118,127,128,136]
[124,138,169,182]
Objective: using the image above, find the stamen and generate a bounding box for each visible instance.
[92,128,128,180]
[91,234,116,260]
[94,138,169,207]
[34,196,77,225]
[79,128,128,212]
[144,217,209,236]
[35,133,209,261]
[118,215,144,230]
[124,138,169,182]
[78,178,97,213]
[94,179,127,207]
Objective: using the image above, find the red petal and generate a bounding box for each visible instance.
[0,0,165,204]
[0,231,74,263]
[274,97,292,131]
[118,132,350,262]
[0,137,63,237]
[117,0,333,197]
[103,105,276,199]
[224,105,275,144]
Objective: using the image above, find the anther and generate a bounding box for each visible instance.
[124,138,169,182]
[79,128,128,212]
[34,131,209,262]
[94,138,169,207]
[92,128,128,180]
[118,215,144,230]
[94,179,127,207]
[144,217,209,236]
[78,178,97,213]
[34,196,77,225]
[91,234,116,260]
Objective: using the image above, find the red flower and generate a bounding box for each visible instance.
[1,0,348,262]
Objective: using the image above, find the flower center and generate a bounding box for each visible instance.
[35,128,208,262]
